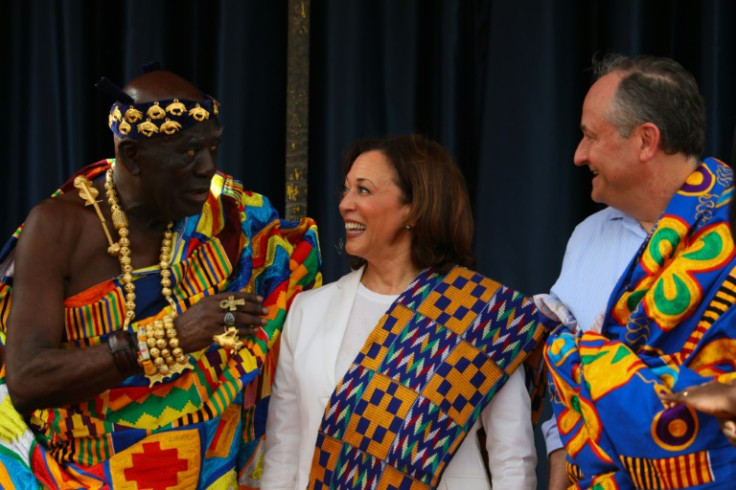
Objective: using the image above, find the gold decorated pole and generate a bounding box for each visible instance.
[285,0,310,220]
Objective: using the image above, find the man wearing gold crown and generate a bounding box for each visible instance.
[0,66,321,489]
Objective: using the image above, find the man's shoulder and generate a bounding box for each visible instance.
[576,206,621,227]
[26,195,86,230]
[212,172,276,214]
[570,207,631,238]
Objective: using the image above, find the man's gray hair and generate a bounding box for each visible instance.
[594,54,706,158]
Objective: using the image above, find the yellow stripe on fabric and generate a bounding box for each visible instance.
[174,239,232,300]
[170,230,187,264]
[196,201,215,237]
[0,283,12,336]
[65,287,126,343]
[207,469,239,490]
[622,451,714,488]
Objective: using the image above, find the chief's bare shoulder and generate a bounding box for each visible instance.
[20,194,88,254]
[16,190,111,294]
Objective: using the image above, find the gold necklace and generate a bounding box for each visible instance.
[100,166,191,385]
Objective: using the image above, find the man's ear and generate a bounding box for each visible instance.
[117,140,143,176]
[637,122,661,161]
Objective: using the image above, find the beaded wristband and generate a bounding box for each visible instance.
[108,330,141,376]
[137,314,190,381]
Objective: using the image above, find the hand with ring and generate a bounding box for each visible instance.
[172,292,269,354]
[224,311,236,327]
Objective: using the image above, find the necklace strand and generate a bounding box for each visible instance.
[104,166,191,384]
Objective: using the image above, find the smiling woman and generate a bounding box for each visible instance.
[339,149,414,284]
[262,134,550,489]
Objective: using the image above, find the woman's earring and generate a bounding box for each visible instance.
[405,224,412,230]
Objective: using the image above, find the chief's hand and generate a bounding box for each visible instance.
[173,292,268,353]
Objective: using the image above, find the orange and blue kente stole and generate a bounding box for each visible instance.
[308,266,547,489]
[545,157,736,489]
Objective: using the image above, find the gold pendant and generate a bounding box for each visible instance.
[146,360,194,387]
[213,327,243,355]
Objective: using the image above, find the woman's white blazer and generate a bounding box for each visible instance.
[262,268,537,489]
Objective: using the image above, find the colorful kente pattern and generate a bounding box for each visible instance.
[545,158,736,489]
[309,266,548,489]
[0,159,321,489]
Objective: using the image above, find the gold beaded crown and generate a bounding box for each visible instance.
[108,96,220,139]
[96,64,220,139]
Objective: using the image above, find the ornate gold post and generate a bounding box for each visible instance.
[285,0,310,220]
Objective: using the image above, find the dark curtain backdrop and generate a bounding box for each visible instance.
[3,1,736,487]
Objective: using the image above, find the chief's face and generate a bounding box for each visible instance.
[338,150,412,265]
[573,73,643,212]
[135,120,222,221]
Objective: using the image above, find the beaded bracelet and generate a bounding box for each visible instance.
[108,330,142,377]
[137,314,192,385]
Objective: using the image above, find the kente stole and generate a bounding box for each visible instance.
[0,159,322,490]
[308,266,548,489]
[545,158,736,489]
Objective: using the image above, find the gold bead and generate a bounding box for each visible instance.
[160,348,170,358]
[168,338,179,349]
[159,261,169,269]
[112,210,128,228]
[154,356,165,367]
[161,278,171,288]
[126,292,136,302]
[176,354,187,363]
[166,328,177,338]
[143,361,157,375]
[124,283,135,292]
[156,338,167,349]
[120,237,130,247]
[147,337,157,348]
[122,273,133,283]
[158,364,170,374]
[125,310,135,320]
[172,347,183,357]
[120,255,131,265]
[154,328,165,339]
[149,347,160,358]
[161,287,172,297]
[125,300,136,311]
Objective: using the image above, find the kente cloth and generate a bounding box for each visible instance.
[0,159,322,489]
[308,266,549,489]
[545,157,736,489]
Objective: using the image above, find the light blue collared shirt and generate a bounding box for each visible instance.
[541,206,648,453]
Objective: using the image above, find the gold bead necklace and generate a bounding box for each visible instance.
[103,166,191,384]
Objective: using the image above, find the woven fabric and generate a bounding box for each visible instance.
[0,159,321,489]
[308,266,547,489]
[545,158,736,489]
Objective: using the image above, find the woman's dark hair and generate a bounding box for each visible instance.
[342,134,475,274]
